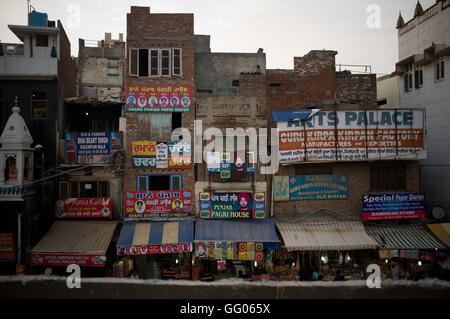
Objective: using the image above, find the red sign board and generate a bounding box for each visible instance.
[0,233,15,260]
[29,253,107,267]
[56,198,112,219]
[124,191,192,220]
[117,243,192,256]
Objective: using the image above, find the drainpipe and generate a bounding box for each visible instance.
[17,212,22,265]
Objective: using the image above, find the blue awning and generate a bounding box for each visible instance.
[195,219,280,248]
[116,221,194,255]
[271,109,320,122]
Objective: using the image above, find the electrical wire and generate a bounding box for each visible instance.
[2,148,125,191]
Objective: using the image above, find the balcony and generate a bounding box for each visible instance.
[0,54,57,77]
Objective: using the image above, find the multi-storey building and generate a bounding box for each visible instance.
[395,0,450,213]
[119,6,196,279]
[57,33,125,220]
[267,50,429,280]
[0,9,76,274]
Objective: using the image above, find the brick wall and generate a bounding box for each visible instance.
[336,73,377,109]
[266,50,337,113]
[124,6,195,195]
[57,20,77,98]
[273,161,421,219]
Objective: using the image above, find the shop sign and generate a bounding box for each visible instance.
[132,141,191,169]
[194,241,264,260]
[207,151,255,180]
[362,193,425,220]
[273,175,349,201]
[15,264,25,274]
[55,198,112,219]
[277,109,425,163]
[199,192,266,219]
[125,85,192,112]
[0,233,15,260]
[64,131,122,164]
[124,191,192,220]
[29,253,106,267]
[117,243,192,256]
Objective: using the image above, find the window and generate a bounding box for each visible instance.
[129,48,182,77]
[161,49,170,76]
[172,112,182,131]
[130,49,138,76]
[138,49,148,76]
[370,163,406,191]
[136,175,182,191]
[59,181,69,198]
[172,49,182,76]
[295,164,333,175]
[35,34,48,47]
[150,50,159,75]
[4,156,17,181]
[436,59,445,81]
[23,156,31,181]
[414,67,423,88]
[59,181,109,198]
[404,64,413,92]
[31,91,47,119]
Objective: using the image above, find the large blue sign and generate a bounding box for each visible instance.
[288,175,349,200]
[64,131,121,164]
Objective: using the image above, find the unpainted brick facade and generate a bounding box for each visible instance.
[266,50,420,220]
[124,6,195,197]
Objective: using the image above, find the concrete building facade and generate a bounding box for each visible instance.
[57,33,125,220]
[395,0,450,212]
[193,35,269,217]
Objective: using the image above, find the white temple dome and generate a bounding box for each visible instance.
[0,99,33,149]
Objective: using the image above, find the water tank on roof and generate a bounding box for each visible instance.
[28,10,48,27]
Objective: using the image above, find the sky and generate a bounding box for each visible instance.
[0,0,436,76]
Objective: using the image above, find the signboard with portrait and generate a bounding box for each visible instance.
[273,175,349,201]
[64,131,122,164]
[206,151,255,181]
[124,191,192,220]
[125,85,192,112]
[199,192,266,219]
[55,198,112,219]
[117,243,192,256]
[362,193,425,220]
[276,109,425,163]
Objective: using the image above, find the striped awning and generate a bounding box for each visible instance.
[366,224,448,250]
[116,221,194,255]
[29,220,119,267]
[194,219,280,248]
[275,221,379,251]
[426,223,450,248]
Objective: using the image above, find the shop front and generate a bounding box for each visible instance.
[275,220,379,281]
[366,224,449,280]
[28,220,119,276]
[193,219,280,281]
[116,220,194,279]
